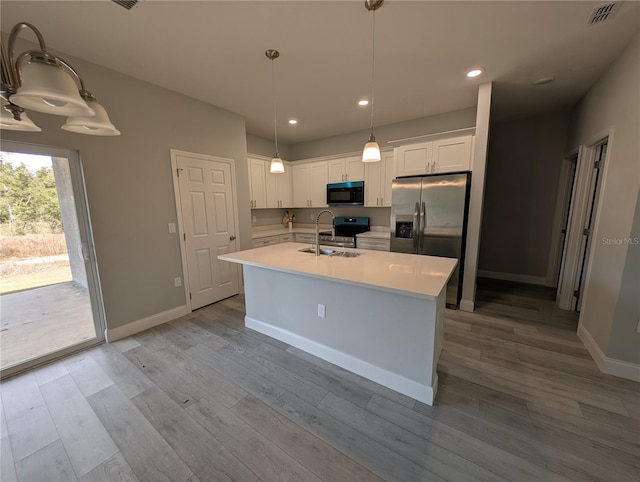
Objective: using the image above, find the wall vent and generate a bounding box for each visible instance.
[112,0,138,11]
[588,2,620,25]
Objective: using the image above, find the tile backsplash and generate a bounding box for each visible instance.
[251,207,391,228]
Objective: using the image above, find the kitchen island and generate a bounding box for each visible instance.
[219,242,457,405]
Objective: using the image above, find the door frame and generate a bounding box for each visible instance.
[170,149,241,313]
[0,140,106,379]
[557,129,612,311]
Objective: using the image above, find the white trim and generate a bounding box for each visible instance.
[105,305,187,342]
[285,147,393,165]
[459,299,475,313]
[478,269,547,286]
[577,325,640,382]
[387,127,476,145]
[246,316,438,405]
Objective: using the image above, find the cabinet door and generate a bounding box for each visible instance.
[264,163,279,208]
[396,142,432,177]
[381,151,395,207]
[309,161,328,207]
[328,159,346,183]
[345,156,364,181]
[278,165,293,208]
[364,159,382,207]
[292,164,310,207]
[432,135,472,173]
[248,158,267,208]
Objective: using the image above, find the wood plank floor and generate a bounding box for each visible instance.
[1,278,638,481]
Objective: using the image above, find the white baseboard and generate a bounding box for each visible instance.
[105,305,188,342]
[477,269,546,286]
[578,324,640,382]
[246,316,438,405]
[459,299,475,312]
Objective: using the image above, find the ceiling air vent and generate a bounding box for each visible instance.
[112,0,138,10]
[588,2,620,25]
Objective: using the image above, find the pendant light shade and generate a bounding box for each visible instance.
[270,155,285,174]
[266,49,285,174]
[362,137,381,163]
[0,101,41,132]
[62,99,120,136]
[362,0,383,163]
[10,61,95,117]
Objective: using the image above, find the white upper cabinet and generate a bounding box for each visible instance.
[365,151,395,207]
[328,155,364,183]
[432,135,473,173]
[265,161,292,208]
[248,157,267,208]
[292,161,328,208]
[395,135,473,177]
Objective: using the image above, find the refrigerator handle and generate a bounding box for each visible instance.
[413,202,420,250]
[420,202,426,245]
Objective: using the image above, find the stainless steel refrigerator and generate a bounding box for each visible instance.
[390,172,471,308]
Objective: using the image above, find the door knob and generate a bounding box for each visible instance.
[229,235,236,241]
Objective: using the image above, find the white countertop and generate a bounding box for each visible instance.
[219,242,457,300]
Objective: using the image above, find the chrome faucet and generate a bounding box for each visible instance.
[315,209,335,256]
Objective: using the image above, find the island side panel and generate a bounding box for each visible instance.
[242,264,444,405]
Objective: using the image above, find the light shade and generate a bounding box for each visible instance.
[270,156,285,173]
[62,100,120,136]
[362,140,381,162]
[11,60,95,117]
[0,104,41,132]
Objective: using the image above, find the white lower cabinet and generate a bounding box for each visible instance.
[357,237,390,251]
[279,233,293,243]
[252,235,281,248]
[295,233,316,244]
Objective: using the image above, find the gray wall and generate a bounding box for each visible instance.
[288,107,477,160]
[246,133,290,160]
[1,40,251,331]
[479,111,570,279]
[566,33,639,363]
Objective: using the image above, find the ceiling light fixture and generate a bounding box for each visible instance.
[0,22,119,135]
[362,0,383,163]
[466,67,484,78]
[532,75,556,86]
[266,49,284,174]
[288,119,298,125]
[358,99,369,106]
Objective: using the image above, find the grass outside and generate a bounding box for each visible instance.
[0,233,72,294]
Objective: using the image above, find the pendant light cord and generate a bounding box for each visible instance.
[369,9,376,140]
[271,57,279,155]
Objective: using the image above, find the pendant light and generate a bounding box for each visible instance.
[362,0,383,163]
[0,99,41,131]
[266,49,285,174]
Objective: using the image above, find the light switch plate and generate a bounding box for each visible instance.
[318,304,326,318]
[174,277,182,287]
[168,223,176,233]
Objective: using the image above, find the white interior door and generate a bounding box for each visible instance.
[173,151,239,310]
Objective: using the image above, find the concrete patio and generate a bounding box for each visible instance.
[0,281,96,370]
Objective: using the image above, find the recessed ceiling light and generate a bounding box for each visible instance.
[358,99,369,106]
[466,68,484,78]
[288,119,298,125]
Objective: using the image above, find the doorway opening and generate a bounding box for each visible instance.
[0,143,104,377]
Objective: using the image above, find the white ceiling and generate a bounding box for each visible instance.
[1,1,639,144]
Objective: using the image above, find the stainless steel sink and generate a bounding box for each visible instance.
[298,247,362,258]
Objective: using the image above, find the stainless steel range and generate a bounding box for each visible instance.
[318,216,370,248]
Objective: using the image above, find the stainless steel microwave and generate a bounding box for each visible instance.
[326,181,364,206]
